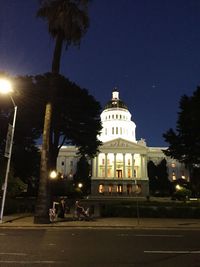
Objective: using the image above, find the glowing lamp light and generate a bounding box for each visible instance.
[175,184,182,191]
[78,183,83,188]
[0,79,13,94]
[49,170,57,179]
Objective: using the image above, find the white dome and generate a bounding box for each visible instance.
[98,89,136,143]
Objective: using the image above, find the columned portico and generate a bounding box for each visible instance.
[91,138,149,197]
[93,151,145,179]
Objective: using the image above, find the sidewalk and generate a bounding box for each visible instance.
[0,214,200,229]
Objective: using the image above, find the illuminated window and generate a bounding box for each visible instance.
[127,169,131,178]
[172,175,176,180]
[117,184,123,194]
[135,184,142,194]
[99,184,104,193]
[128,159,130,165]
[171,163,176,168]
[181,171,185,179]
[108,184,113,194]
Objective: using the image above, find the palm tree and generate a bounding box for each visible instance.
[34,0,90,223]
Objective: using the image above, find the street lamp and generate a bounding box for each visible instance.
[49,170,57,180]
[78,183,83,189]
[0,78,17,223]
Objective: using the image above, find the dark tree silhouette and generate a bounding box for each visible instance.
[163,86,200,194]
[35,0,90,223]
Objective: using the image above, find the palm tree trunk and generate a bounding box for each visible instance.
[34,35,63,224]
[52,34,63,74]
[34,103,52,223]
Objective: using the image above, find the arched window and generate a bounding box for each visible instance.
[99,184,104,194]
[117,184,123,194]
[108,184,113,195]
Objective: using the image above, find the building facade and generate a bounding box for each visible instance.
[57,89,189,197]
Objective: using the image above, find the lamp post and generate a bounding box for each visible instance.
[0,79,17,223]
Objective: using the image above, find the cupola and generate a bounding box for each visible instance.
[98,89,136,143]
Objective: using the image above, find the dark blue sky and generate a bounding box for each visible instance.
[1,0,200,147]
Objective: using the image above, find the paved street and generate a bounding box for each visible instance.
[0,214,200,267]
[0,228,199,266]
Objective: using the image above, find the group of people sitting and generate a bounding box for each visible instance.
[49,199,90,222]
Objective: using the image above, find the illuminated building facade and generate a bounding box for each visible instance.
[57,89,189,197]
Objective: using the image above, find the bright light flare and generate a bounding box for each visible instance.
[78,183,83,188]
[0,79,13,94]
[175,184,182,191]
[49,170,57,179]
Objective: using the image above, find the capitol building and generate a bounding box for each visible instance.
[57,89,189,197]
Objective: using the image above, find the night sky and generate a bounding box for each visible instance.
[1,0,200,147]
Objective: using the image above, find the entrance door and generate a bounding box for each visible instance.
[116,169,122,178]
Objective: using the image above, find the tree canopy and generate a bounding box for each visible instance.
[147,159,171,196]
[0,73,102,193]
[0,75,41,195]
[37,0,90,73]
[163,86,200,189]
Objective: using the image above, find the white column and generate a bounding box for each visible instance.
[143,155,148,178]
[140,154,144,178]
[132,153,135,178]
[105,153,108,178]
[123,153,125,178]
[114,153,116,178]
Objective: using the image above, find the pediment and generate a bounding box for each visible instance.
[101,138,148,152]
